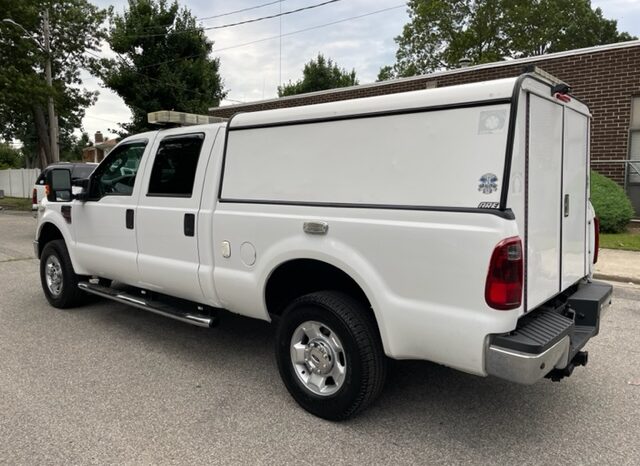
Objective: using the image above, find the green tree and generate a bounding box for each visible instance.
[95,0,225,134]
[0,142,23,169]
[382,0,636,79]
[60,132,91,162]
[0,0,107,167]
[278,54,358,97]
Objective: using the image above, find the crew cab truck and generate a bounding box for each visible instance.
[35,70,612,420]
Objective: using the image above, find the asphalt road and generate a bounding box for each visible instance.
[1,211,639,465]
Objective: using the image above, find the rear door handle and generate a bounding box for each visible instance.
[184,213,195,237]
[564,194,570,217]
[126,209,134,229]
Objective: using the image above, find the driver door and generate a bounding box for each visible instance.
[73,139,152,286]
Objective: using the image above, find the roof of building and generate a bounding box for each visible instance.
[95,139,118,150]
[82,139,118,152]
[210,39,640,113]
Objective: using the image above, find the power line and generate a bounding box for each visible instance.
[83,114,123,124]
[124,0,342,38]
[81,3,407,105]
[133,0,292,30]
[214,4,406,53]
[99,4,406,72]
[198,0,290,22]
[85,50,213,99]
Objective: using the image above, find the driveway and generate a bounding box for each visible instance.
[1,211,639,464]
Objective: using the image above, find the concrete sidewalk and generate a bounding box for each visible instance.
[594,248,640,284]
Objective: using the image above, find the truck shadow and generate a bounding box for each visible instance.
[85,297,587,447]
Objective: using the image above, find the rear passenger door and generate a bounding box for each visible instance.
[135,132,211,302]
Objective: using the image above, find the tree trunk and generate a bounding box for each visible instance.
[39,147,47,170]
[32,105,52,168]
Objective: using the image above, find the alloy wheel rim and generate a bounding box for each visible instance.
[45,255,63,297]
[290,320,347,396]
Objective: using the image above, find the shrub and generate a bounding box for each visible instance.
[590,171,635,233]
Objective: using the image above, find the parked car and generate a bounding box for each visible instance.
[32,163,97,210]
[34,70,612,420]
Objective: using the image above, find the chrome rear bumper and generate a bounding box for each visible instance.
[485,280,612,385]
[486,336,570,384]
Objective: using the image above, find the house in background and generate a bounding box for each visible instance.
[82,131,117,163]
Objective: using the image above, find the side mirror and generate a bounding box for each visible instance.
[46,169,72,202]
[72,177,90,201]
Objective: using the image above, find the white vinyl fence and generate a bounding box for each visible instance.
[0,168,41,198]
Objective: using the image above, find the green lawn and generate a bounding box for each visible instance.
[0,196,31,211]
[601,231,640,252]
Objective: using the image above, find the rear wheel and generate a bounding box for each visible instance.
[275,291,386,420]
[40,240,86,308]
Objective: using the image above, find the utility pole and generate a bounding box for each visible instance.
[42,9,59,163]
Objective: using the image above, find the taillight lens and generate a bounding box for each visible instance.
[485,237,523,310]
[593,217,600,264]
[32,188,37,205]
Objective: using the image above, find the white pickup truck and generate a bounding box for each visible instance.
[35,70,612,420]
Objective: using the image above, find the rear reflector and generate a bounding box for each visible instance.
[593,217,600,264]
[485,237,523,310]
[32,188,37,205]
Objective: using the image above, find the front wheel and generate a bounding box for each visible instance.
[40,239,86,308]
[275,291,387,421]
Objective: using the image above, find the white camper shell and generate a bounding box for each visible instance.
[35,71,612,421]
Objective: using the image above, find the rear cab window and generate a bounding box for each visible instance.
[147,134,205,197]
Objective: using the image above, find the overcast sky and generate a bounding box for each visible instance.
[83,0,640,141]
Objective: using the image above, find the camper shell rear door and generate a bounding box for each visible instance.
[507,76,591,313]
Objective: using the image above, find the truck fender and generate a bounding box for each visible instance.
[256,238,394,354]
[36,207,89,276]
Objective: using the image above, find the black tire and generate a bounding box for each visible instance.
[275,291,387,421]
[39,239,86,308]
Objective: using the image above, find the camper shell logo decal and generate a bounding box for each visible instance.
[478,202,500,209]
[478,173,498,194]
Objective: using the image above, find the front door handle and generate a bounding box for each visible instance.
[126,209,134,229]
[184,213,195,237]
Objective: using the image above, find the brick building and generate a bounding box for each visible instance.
[209,40,640,215]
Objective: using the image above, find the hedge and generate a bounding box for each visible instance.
[590,171,634,233]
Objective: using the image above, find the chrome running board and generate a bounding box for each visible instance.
[78,281,218,328]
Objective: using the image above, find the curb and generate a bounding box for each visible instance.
[0,210,36,217]
[593,273,638,285]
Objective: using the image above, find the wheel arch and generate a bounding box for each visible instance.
[263,257,388,352]
[36,221,65,259]
[35,217,87,276]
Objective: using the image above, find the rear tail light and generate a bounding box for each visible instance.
[32,188,37,205]
[485,237,523,310]
[593,217,600,264]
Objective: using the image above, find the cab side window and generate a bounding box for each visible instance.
[147,134,204,197]
[91,142,147,198]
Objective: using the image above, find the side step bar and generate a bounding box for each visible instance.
[78,281,218,328]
